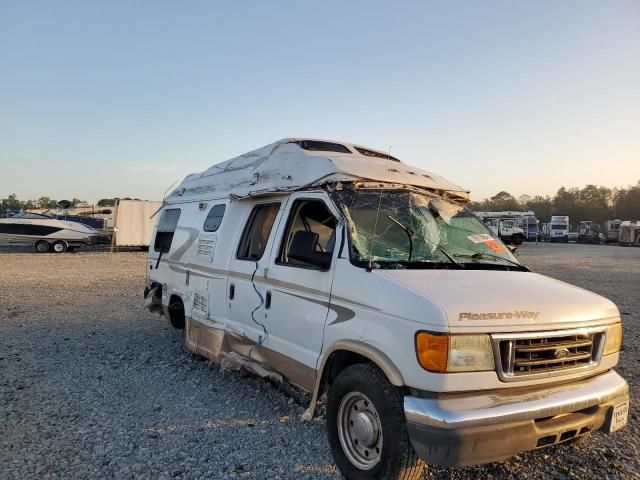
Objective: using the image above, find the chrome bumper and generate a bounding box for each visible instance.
[404,370,629,466]
[405,369,628,429]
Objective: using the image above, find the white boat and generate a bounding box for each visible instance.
[0,212,99,252]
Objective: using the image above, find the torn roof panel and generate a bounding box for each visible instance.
[167,138,470,203]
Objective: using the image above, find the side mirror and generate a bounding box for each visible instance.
[288,231,332,269]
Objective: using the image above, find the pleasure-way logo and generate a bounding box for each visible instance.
[458,311,540,321]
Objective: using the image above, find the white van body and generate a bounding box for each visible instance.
[145,139,628,479]
[549,215,570,243]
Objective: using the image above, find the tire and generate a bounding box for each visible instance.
[34,240,50,253]
[326,363,425,480]
[52,241,67,253]
[511,234,524,246]
[168,296,185,329]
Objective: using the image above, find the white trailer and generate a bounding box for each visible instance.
[144,138,628,478]
[619,221,640,246]
[605,219,623,243]
[111,199,162,248]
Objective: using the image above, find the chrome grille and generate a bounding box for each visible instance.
[493,328,606,381]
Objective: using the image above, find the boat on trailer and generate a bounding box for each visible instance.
[0,212,99,253]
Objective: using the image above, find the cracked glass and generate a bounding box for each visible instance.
[333,189,521,269]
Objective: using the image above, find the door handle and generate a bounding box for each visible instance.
[229,283,235,300]
[265,291,272,309]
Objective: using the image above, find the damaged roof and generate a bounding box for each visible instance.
[167,138,470,202]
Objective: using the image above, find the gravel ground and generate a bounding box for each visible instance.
[0,243,638,479]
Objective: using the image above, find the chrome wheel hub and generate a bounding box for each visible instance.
[337,392,383,469]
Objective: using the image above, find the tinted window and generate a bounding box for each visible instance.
[203,204,226,232]
[237,203,280,260]
[293,140,352,154]
[354,146,400,162]
[154,208,181,252]
[278,200,337,269]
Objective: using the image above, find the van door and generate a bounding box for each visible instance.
[226,201,286,342]
[262,193,339,376]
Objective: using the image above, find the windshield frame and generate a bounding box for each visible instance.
[330,187,526,271]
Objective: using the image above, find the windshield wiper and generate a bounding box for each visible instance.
[387,215,461,267]
[386,215,414,261]
[454,252,529,271]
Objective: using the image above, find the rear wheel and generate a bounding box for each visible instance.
[52,241,67,253]
[34,240,50,253]
[168,295,185,329]
[327,363,425,480]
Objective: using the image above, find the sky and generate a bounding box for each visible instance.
[0,0,639,202]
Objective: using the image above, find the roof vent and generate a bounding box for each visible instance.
[354,147,400,162]
[293,140,352,154]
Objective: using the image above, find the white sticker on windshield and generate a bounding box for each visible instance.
[467,233,495,244]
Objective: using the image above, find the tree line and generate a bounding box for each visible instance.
[469,181,640,226]
[0,195,119,215]
[2,182,639,225]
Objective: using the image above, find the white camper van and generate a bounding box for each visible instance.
[145,139,628,479]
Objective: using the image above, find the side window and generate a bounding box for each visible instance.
[154,208,181,252]
[237,203,280,260]
[203,204,226,232]
[278,199,337,270]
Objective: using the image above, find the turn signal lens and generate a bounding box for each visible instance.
[604,322,623,356]
[415,332,449,372]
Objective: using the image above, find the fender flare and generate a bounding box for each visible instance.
[302,340,405,421]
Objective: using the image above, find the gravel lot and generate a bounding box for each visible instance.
[1,243,638,479]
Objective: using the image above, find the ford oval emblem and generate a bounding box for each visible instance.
[553,347,570,359]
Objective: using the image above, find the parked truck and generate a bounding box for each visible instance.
[474,211,532,245]
[578,221,602,244]
[144,139,628,479]
[549,215,569,243]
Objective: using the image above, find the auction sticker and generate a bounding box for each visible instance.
[484,240,505,253]
[467,234,494,243]
[609,401,629,433]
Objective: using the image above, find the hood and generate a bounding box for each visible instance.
[376,269,619,332]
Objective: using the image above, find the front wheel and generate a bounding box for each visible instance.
[326,363,425,480]
[52,241,67,253]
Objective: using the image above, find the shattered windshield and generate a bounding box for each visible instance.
[333,189,522,269]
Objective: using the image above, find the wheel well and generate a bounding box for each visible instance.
[168,294,185,329]
[318,351,390,399]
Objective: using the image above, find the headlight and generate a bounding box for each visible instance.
[415,332,495,373]
[603,322,623,356]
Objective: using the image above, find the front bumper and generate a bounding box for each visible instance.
[404,370,629,467]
